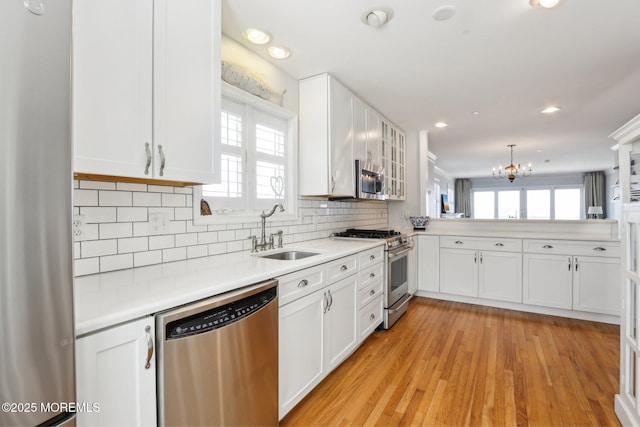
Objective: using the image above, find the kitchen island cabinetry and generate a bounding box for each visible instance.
[73,0,220,184]
[75,317,156,427]
[523,239,620,315]
[439,236,522,302]
[299,73,355,197]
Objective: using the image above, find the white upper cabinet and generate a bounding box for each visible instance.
[299,73,404,199]
[73,0,220,184]
[299,73,355,197]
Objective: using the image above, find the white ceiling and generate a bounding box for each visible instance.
[221,0,640,178]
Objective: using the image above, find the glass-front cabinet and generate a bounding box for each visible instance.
[612,113,640,426]
[382,119,406,201]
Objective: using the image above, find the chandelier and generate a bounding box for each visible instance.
[492,144,532,182]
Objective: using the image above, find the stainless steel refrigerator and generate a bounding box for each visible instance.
[0,1,75,425]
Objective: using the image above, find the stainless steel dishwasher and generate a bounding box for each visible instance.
[156,279,278,426]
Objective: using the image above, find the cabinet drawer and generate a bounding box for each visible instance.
[358,278,384,308]
[359,246,384,270]
[326,255,358,283]
[358,262,384,290]
[439,236,521,252]
[278,264,326,306]
[523,239,620,257]
[359,295,383,340]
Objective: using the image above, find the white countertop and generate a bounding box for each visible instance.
[74,238,384,336]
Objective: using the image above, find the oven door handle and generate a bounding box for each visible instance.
[388,293,413,314]
[388,245,414,259]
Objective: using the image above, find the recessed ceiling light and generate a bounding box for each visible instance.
[472,111,480,115]
[530,0,560,8]
[243,28,271,45]
[361,8,394,28]
[267,46,290,60]
[435,122,448,128]
[541,106,561,114]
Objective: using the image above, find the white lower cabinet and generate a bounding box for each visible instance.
[439,236,523,303]
[523,239,621,315]
[278,288,326,418]
[324,276,359,371]
[75,317,156,427]
[523,254,573,309]
[439,248,478,297]
[478,251,522,303]
[523,253,620,314]
[278,247,383,419]
[417,235,439,292]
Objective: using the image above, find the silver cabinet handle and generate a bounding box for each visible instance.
[543,245,554,249]
[594,247,607,251]
[331,177,336,193]
[369,313,376,321]
[568,257,571,271]
[340,265,348,272]
[474,252,477,263]
[495,242,504,247]
[144,143,152,175]
[144,325,153,370]
[369,289,375,296]
[575,257,578,271]
[158,145,165,176]
[327,289,333,311]
[298,279,309,288]
[455,240,463,245]
[370,272,375,279]
[370,254,376,260]
[480,252,483,264]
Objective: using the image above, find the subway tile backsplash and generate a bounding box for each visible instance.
[73,180,388,276]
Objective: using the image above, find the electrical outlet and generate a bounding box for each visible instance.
[73,215,85,237]
[149,212,170,235]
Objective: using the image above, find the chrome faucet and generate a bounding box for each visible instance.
[257,203,284,251]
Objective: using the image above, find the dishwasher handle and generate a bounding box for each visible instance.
[145,325,154,369]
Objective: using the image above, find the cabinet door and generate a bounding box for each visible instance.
[573,256,621,315]
[152,0,220,183]
[329,78,355,197]
[418,236,440,292]
[478,251,522,303]
[366,109,382,165]
[353,96,368,162]
[279,290,325,418]
[325,276,358,372]
[523,253,573,309]
[439,248,478,297]
[73,0,153,178]
[76,317,156,427]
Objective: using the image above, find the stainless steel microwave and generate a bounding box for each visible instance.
[355,159,386,200]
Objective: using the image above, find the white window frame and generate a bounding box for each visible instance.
[193,83,298,224]
[471,185,584,219]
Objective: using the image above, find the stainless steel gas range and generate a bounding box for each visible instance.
[333,228,415,329]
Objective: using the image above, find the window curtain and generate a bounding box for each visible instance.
[455,178,471,218]
[584,171,606,218]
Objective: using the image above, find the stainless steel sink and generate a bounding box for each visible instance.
[258,250,320,260]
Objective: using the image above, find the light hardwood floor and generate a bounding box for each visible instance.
[280,297,621,427]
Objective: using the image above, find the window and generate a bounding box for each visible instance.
[498,191,520,219]
[526,189,551,219]
[195,84,297,223]
[472,186,583,219]
[473,191,495,219]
